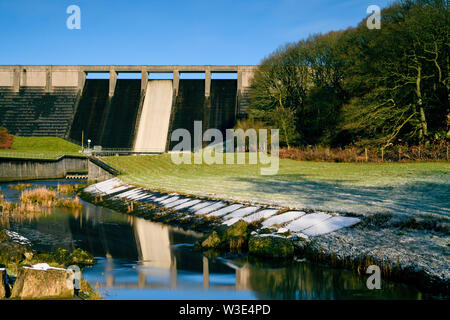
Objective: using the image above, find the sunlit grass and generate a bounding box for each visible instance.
[101,154,450,217]
[0,136,82,159]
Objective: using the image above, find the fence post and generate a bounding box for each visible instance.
[365,148,368,162]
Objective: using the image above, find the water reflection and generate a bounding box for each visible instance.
[0,181,424,300]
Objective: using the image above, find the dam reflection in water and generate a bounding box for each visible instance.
[85,214,421,300]
[96,216,253,295]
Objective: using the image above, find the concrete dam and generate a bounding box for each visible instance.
[0,65,255,152]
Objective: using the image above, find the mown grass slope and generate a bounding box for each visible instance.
[102,154,450,218]
[0,137,81,159]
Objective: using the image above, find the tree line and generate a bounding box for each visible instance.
[247,0,449,150]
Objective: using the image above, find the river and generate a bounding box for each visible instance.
[0,180,426,300]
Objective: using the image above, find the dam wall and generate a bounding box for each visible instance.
[0,156,88,182]
[69,79,109,146]
[168,80,206,150]
[0,66,256,151]
[101,79,141,148]
[134,80,173,152]
[209,79,238,134]
[0,87,79,137]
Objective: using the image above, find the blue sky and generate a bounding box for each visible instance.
[0,0,391,65]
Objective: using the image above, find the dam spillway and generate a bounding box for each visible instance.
[0,65,256,152]
[134,80,173,152]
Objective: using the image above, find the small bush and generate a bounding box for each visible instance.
[279,141,449,163]
[9,184,32,191]
[0,127,13,149]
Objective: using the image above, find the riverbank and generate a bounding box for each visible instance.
[0,229,98,299]
[80,178,449,297]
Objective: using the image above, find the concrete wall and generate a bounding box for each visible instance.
[51,71,79,87]
[241,70,254,89]
[0,156,88,182]
[20,71,46,87]
[87,160,116,183]
[134,80,173,152]
[0,71,13,86]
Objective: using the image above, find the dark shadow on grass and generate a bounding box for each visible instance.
[230,174,450,219]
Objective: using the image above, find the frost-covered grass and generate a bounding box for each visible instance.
[102,154,450,218]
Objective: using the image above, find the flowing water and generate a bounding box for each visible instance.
[0,180,427,300]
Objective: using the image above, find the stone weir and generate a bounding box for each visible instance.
[83,178,361,238]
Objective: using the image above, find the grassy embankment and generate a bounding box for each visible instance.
[102,154,450,218]
[0,136,82,159]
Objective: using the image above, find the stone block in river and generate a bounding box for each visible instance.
[248,235,294,259]
[243,209,279,223]
[223,206,261,220]
[11,266,73,300]
[261,211,306,228]
[201,231,221,249]
[285,212,332,232]
[223,220,250,239]
[302,216,361,237]
[195,202,226,215]
[207,204,243,217]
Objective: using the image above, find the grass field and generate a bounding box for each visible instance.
[102,154,450,218]
[0,137,82,159]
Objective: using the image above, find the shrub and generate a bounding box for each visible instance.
[0,127,13,149]
[279,141,449,163]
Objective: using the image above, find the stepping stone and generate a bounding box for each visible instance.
[86,178,122,194]
[223,206,261,220]
[115,189,140,199]
[207,204,243,217]
[133,193,153,201]
[195,202,226,215]
[188,201,216,212]
[103,185,129,195]
[261,211,306,228]
[172,199,202,210]
[165,198,192,208]
[123,190,144,199]
[222,217,241,226]
[243,209,279,223]
[302,216,361,237]
[285,212,332,233]
[127,191,148,200]
[153,195,171,202]
[159,196,180,205]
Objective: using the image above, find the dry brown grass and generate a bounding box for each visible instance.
[8,184,32,191]
[57,184,83,195]
[279,141,449,163]
[0,199,43,215]
[20,187,57,206]
[0,187,83,217]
